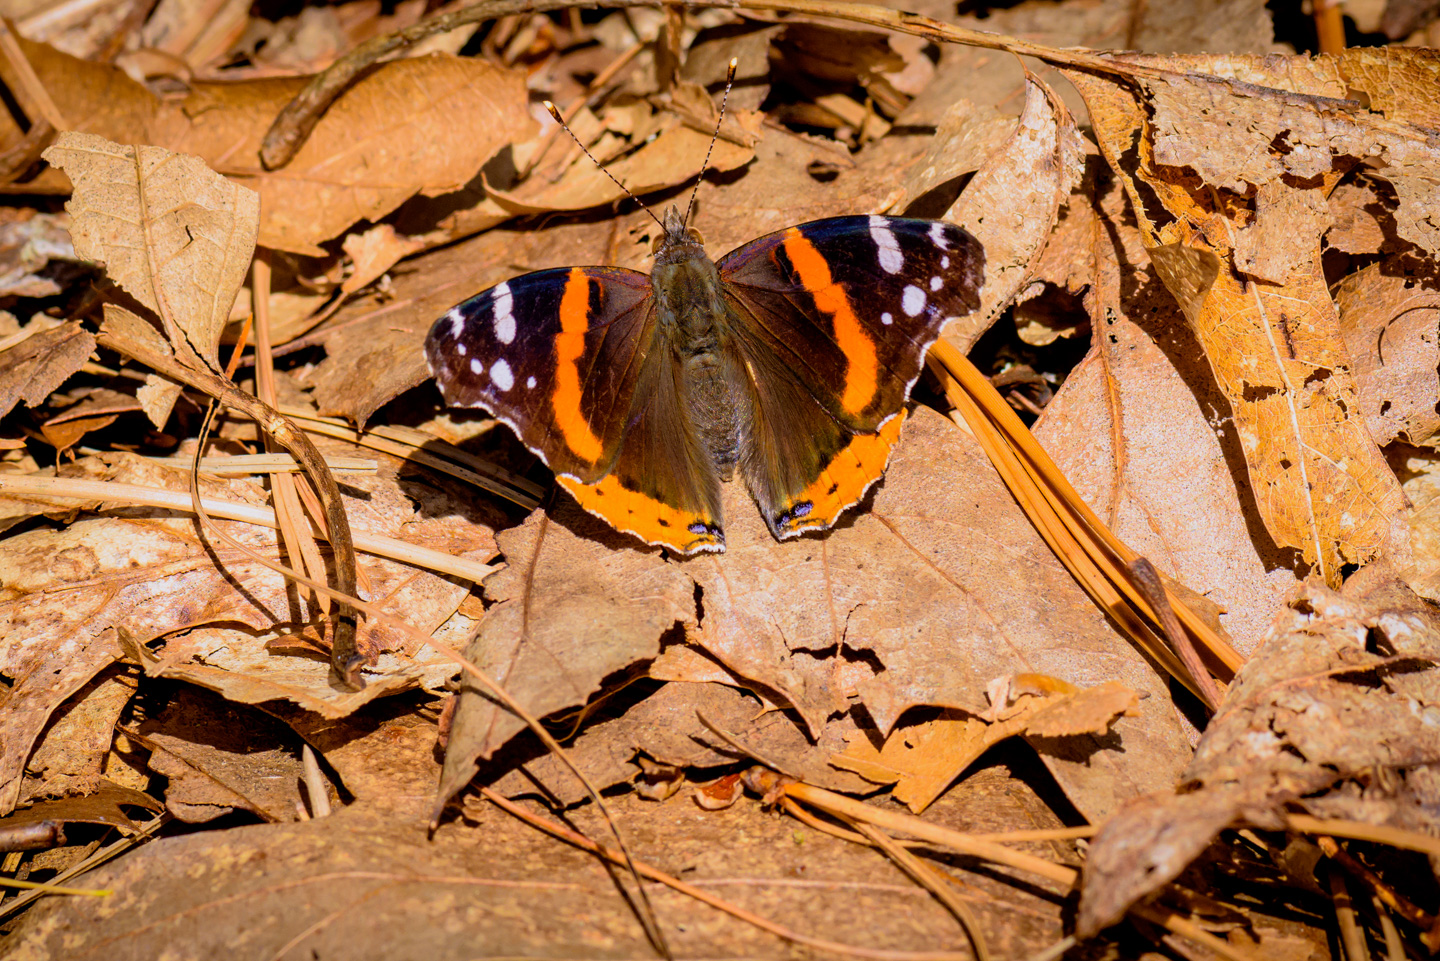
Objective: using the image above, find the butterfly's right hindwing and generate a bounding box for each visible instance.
[424,266,655,481]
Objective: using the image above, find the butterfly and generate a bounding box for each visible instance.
[424,203,984,554]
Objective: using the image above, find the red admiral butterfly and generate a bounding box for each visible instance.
[425,81,984,554]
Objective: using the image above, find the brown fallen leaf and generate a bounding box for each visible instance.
[440,408,1194,824]
[944,74,1086,351]
[1034,173,1295,650]
[0,781,162,836]
[10,37,533,255]
[1077,563,1440,937]
[1067,53,1414,584]
[137,687,323,823]
[0,444,491,814]
[18,668,137,807]
[486,111,759,216]
[0,320,96,421]
[44,129,257,428]
[45,130,256,370]
[831,679,1139,814]
[435,498,697,816]
[487,679,879,805]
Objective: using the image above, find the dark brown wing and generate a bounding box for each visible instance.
[717,216,984,432]
[425,265,654,481]
[716,216,983,538]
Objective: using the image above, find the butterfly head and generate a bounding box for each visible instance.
[653,205,707,266]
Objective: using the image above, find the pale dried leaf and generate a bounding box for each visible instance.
[44,131,258,367]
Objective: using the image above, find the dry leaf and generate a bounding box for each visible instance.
[0,320,96,420]
[1067,55,1412,583]
[944,75,1087,351]
[831,680,1138,813]
[18,669,137,806]
[138,687,321,823]
[10,38,533,254]
[1035,175,1295,650]
[44,130,258,370]
[435,500,697,815]
[440,408,1193,823]
[1078,565,1440,937]
[1335,256,1440,446]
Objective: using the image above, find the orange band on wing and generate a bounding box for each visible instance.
[782,228,878,416]
[774,412,905,537]
[552,269,605,464]
[558,474,722,553]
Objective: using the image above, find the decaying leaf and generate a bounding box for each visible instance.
[13,37,533,254]
[1078,565,1440,937]
[1036,173,1295,650]
[1335,256,1440,446]
[1066,53,1418,583]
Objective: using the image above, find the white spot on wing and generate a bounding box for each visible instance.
[941,255,950,269]
[902,285,926,316]
[881,312,893,326]
[470,358,482,374]
[455,342,466,356]
[930,276,942,291]
[446,307,464,338]
[526,376,536,389]
[492,281,516,344]
[490,359,514,391]
[929,222,950,251]
[869,215,903,274]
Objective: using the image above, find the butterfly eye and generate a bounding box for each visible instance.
[687,227,705,245]
[651,234,665,254]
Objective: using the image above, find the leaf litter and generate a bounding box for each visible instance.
[1,0,1439,958]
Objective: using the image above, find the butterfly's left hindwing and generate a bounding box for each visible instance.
[424,266,655,481]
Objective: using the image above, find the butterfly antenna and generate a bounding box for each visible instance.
[682,57,738,229]
[542,100,665,232]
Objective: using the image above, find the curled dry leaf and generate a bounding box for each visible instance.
[1077,565,1440,938]
[944,74,1086,351]
[831,679,1139,814]
[1066,52,1417,583]
[12,37,532,254]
